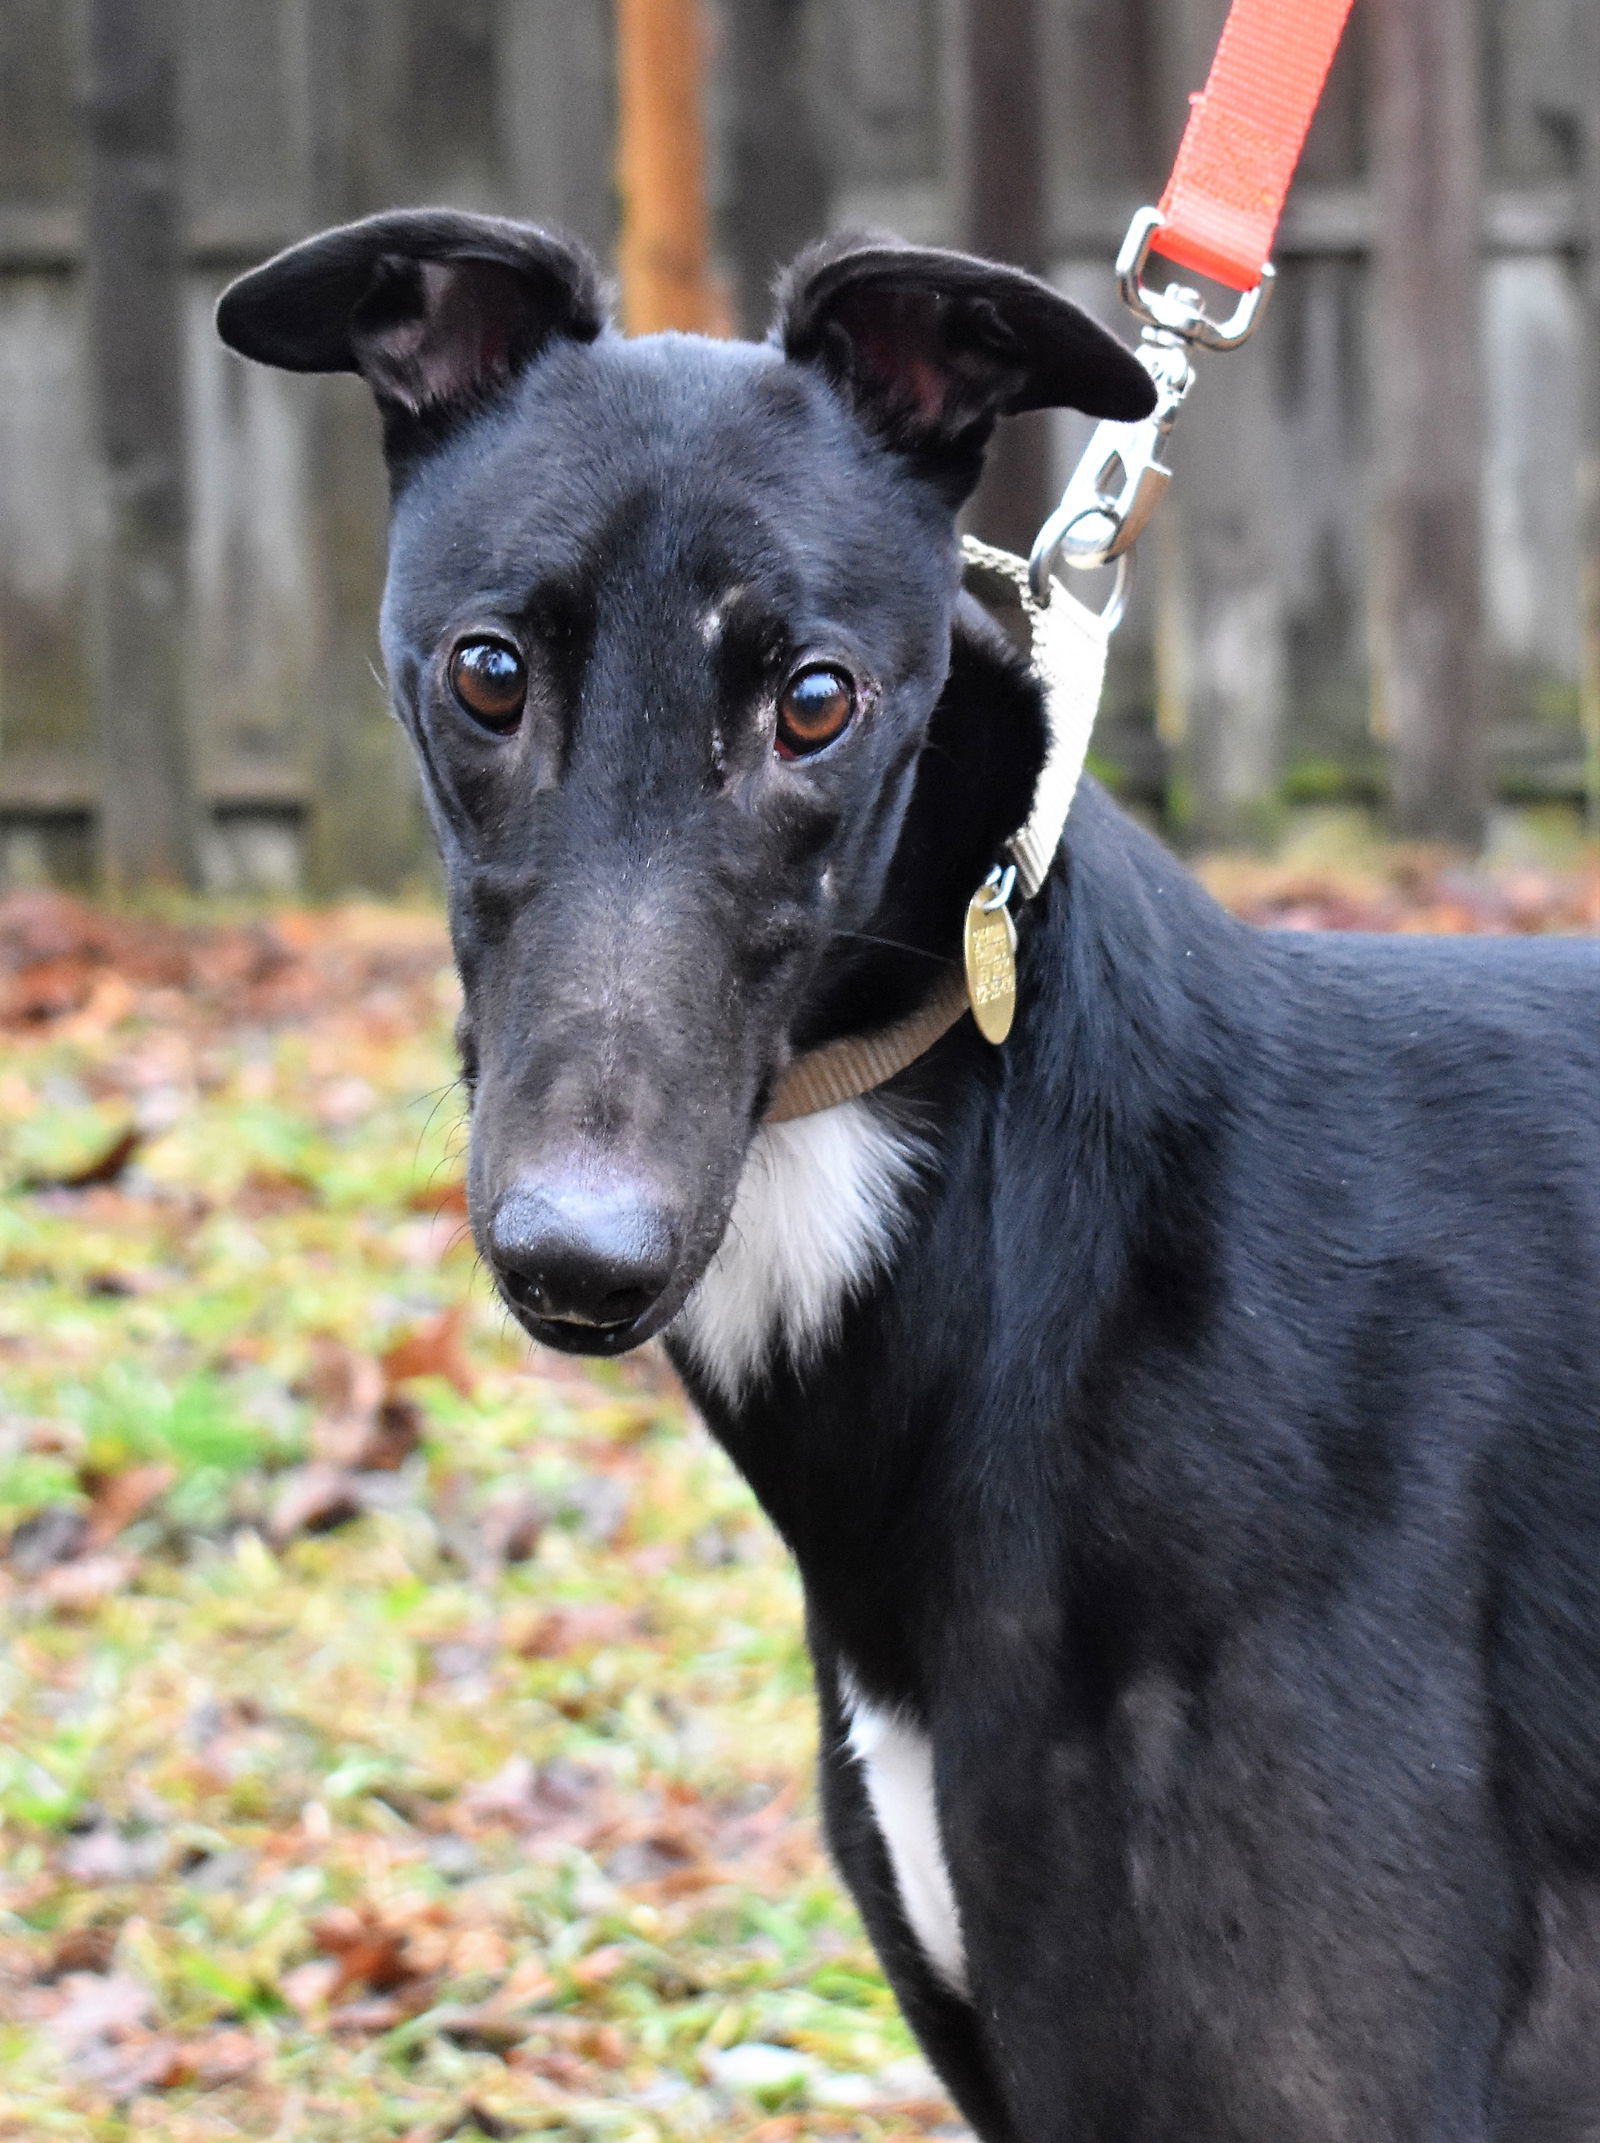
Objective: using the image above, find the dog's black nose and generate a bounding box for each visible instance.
[488,1173,678,1329]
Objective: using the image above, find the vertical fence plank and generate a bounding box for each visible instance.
[1157,344,1289,843]
[83,0,201,889]
[1148,0,1287,844]
[0,0,92,867]
[1580,0,1600,833]
[826,0,948,239]
[497,0,616,255]
[719,0,828,334]
[961,0,1051,551]
[1038,0,1162,803]
[180,0,316,894]
[292,0,429,894]
[0,0,81,218]
[615,0,724,334]
[1370,0,1487,843]
[4,0,1595,874]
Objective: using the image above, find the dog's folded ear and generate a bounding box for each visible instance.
[217,210,607,436]
[775,237,1156,495]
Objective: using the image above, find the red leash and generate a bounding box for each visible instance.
[950,0,1362,1068]
[1153,0,1358,294]
[1030,0,1359,600]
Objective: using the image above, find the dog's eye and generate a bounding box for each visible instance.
[776,666,855,759]
[449,638,527,731]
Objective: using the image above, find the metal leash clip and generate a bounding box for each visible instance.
[1114,205,1274,352]
[1027,207,1273,607]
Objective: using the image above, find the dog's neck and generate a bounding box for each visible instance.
[765,544,1110,1125]
[671,775,1249,1469]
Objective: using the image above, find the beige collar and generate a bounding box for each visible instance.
[764,536,1114,1123]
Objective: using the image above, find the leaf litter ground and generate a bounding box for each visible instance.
[1,833,1595,2140]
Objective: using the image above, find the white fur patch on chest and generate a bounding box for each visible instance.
[674,1099,922,1404]
[842,1675,969,1999]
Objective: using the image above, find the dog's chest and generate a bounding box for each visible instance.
[843,1678,969,1998]
[674,1104,969,1993]
[673,1099,922,1403]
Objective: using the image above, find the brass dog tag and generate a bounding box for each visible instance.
[963,880,1017,1044]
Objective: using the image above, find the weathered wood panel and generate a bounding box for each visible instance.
[1371,0,1488,842]
[827,0,951,238]
[2,0,1596,887]
[180,0,309,246]
[84,0,203,889]
[0,281,93,769]
[1580,0,1600,828]
[185,277,316,788]
[714,0,829,334]
[496,0,616,252]
[0,0,92,881]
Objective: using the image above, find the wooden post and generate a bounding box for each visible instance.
[1580,0,1600,841]
[82,0,201,890]
[291,0,431,896]
[615,0,724,335]
[1148,0,1287,847]
[961,0,1052,553]
[497,0,617,258]
[1369,0,1487,846]
[721,0,828,336]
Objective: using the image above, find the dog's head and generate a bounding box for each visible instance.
[218,212,1153,1355]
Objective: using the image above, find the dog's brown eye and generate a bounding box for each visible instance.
[776,666,855,759]
[450,639,526,730]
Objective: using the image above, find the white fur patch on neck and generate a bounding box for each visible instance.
[841,1672,969,1999]
[674,1100,922,1405]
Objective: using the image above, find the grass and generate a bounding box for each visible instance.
[0,901,948,2141]
[2,845,1593,2138]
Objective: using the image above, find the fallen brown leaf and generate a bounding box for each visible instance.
[363,1395,426,1471]
[442,2106,518,2141]
[458,1756,613,1847]
[43,1926,119,1980]
[0,953,99,1025]
[182,2027,261,2086]
[38,1553,136,1614]
[510,2046,594,2091]
[304,1333,385,1429]
[234,1166,318,1216]
[513,1602,639,1659]
[81,1463,176,1551]
[22,1124,142,1192]
[83,1271,141,1299]
[475,1488,546,1571]
[4,1504,87,1575]
[0,887,116,970]
[302,1332,427,1469]
[280,1957,339,2016]
[382,1304,475,1399]
[46,1969,154,2057]
[567,1942,628,1990]
[310,1904,430,2001]
[113,2035,192,2091]
[268,1463,363,1544]
[328,1984,437,2034]
[406,1178,469,1217]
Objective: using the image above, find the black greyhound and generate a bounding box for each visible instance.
[219,212,1600,2143]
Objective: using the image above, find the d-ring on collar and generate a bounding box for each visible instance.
[763,534,1117,1124]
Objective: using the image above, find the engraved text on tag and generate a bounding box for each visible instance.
[963,886,1017,1045]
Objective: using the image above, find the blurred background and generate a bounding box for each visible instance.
[2,7,1598,2138]
[4,0,1600,895]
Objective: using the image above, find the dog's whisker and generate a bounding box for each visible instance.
[826,930,947,964]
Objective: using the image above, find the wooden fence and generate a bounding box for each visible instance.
[1,0,1596,888]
